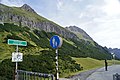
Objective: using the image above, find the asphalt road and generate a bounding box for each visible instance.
[60,65,120,80]
[86,65,120,80]
[60,68,99,80]
[68,69,98,80]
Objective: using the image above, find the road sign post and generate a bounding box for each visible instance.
[8,39,27,80]
[56,49,59,80]
[16,45,18,80]
[50,35,63,80]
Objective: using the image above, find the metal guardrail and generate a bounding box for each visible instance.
[113,73,120,80]
[17,70,54,80]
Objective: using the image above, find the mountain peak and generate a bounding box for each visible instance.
[21,4,36,13]
[66,26,93,41]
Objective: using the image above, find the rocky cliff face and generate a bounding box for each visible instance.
[66,26,93,41]
[0,4,78,39]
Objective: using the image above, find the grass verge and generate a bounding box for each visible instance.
[61,57,120,78]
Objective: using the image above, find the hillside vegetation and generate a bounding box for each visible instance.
[73,57,104,70]
[0,23,81,79]
[0,23,112,79]
[58,57,120,77]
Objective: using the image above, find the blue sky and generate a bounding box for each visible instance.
[0,0,120,48]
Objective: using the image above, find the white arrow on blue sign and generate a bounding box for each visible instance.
[50,35,63,49]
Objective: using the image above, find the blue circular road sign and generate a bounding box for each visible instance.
[50,35,63,49]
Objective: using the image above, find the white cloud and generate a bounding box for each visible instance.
[86,16,120,48]
[73,0,120,48]
[57,0,64,10]
[0,0,24,6]
[92,24,120,48]
[103,0,120,16]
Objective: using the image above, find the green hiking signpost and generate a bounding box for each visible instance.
[8,39,27,80]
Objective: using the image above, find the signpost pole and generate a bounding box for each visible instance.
[50,35,63,80]
[56,49,59,80]
[8,39,26,80]
[15,45,18,80]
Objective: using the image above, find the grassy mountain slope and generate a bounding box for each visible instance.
[0,23,82,79]
[73,57,120,71]
[73,57,104,70]
[0,23,111,60]
[0,23,112,79]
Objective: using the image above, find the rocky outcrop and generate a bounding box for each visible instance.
[66,26,93,41]
[20,4,36,13]
[0,4,78,39]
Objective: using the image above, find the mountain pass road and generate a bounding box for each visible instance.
[61,65,120,80]
[86,65,120,80]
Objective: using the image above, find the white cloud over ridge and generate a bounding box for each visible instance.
[68,0,120,48]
